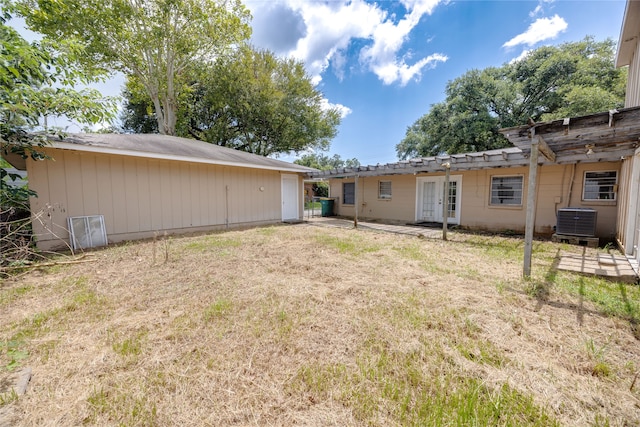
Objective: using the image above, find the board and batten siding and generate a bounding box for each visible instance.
[625,37,640,108]
[329,161,620,240]
[28,148,288,250]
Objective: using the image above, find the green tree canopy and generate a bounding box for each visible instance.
[14,0,251,136]
[121,46,342,157]
[396,37,627,159]
[1,9,115,203]
[294,152,360,170]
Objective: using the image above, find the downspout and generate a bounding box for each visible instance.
[566,163,576,207]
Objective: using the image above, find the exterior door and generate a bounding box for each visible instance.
[416,176,461,224]
[281,174,299,221]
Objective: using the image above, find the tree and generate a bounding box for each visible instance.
[120,83,159,134]
[1,9,115,266]
[15,0,251,136]
[121,46,342,157]
[397,37,626,159]
[294,152,360,170]
[1,11,115,193]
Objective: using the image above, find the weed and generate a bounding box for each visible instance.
[111,331,147,357]
[86,385,158,425]
[203,298,233,322]
[314,233,381,256]
[86,387,110,414]
[0,285,33,307]
[257,227,277,236]
[526,279,550,300]
[184,235,241,253]
[456,336,506,368]
[392,244,423,261]
[0,340,28,371]
[585,338,612,377]
[0,389,18,406]
[289,346,556,426]
[594,413,611,427]
[276,310,293,339]
[554,274,640,325]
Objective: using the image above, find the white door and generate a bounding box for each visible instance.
[416,176,461,224]
[281,174,299,221]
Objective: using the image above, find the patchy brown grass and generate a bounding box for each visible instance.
[1,223,639,426]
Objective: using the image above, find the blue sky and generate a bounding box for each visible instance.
[246,0,627,165]
[12,0,628,166]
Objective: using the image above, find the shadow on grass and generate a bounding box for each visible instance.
[531,248,640,340]
[619,282,640,340]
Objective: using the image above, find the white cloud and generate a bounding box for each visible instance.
[503,14,568,48]
[509,49,532,64]
[529,5,543,18]
[320,98,352,119]
[528,0,555,18]
[372,53,448,86]
[245,0,447,86]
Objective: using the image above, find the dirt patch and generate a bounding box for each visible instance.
[1,224,639,426]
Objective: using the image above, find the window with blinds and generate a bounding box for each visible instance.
[378,181,392,199]
[490,175,523,206]
[583,171,617,201]
[343,182,355,205]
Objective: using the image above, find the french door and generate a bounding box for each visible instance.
[416,176,461,224]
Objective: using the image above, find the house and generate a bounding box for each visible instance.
[308,0,640,253]
[2,133,314,251]
[615,0,640,264]
[309,107,640,244]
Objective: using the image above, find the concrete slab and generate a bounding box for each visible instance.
[556,250,638,283]
[305,217,442,238]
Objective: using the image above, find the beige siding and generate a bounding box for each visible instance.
[329,161,621,241]
[28,148,296,250]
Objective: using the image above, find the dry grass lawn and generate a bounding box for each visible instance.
[1,223,640,426]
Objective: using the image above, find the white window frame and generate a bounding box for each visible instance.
[582,170,617,201]
[490,175,524,206]
[378,180,392,200]
[67,215,107,251]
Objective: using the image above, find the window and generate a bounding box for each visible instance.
[490,175,523,206]
[378,181,392,199]
[343,182,355,205]
[583,171,617,201]
[67,215,107,250]
[447,181,457,218]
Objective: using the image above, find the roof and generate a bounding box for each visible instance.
[41,133,317,174]
[616,0,640,68]
[500,106,640,162]
[308,147,530,179]
[309,106,640,180]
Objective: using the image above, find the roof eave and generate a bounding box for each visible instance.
[616,0,640,68]
[49,141,314,174]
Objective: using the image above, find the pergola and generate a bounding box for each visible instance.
[307,106,640,277]
[501,106,640,277]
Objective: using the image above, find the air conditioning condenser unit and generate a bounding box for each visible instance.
[556,208,597,237]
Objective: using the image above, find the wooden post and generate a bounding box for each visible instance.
[354,175,359,229]
[442,163,451,241]
[523,137,539,278]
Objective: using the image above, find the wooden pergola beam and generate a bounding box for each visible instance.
[523,130,540,278]
[537,135,556,162]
